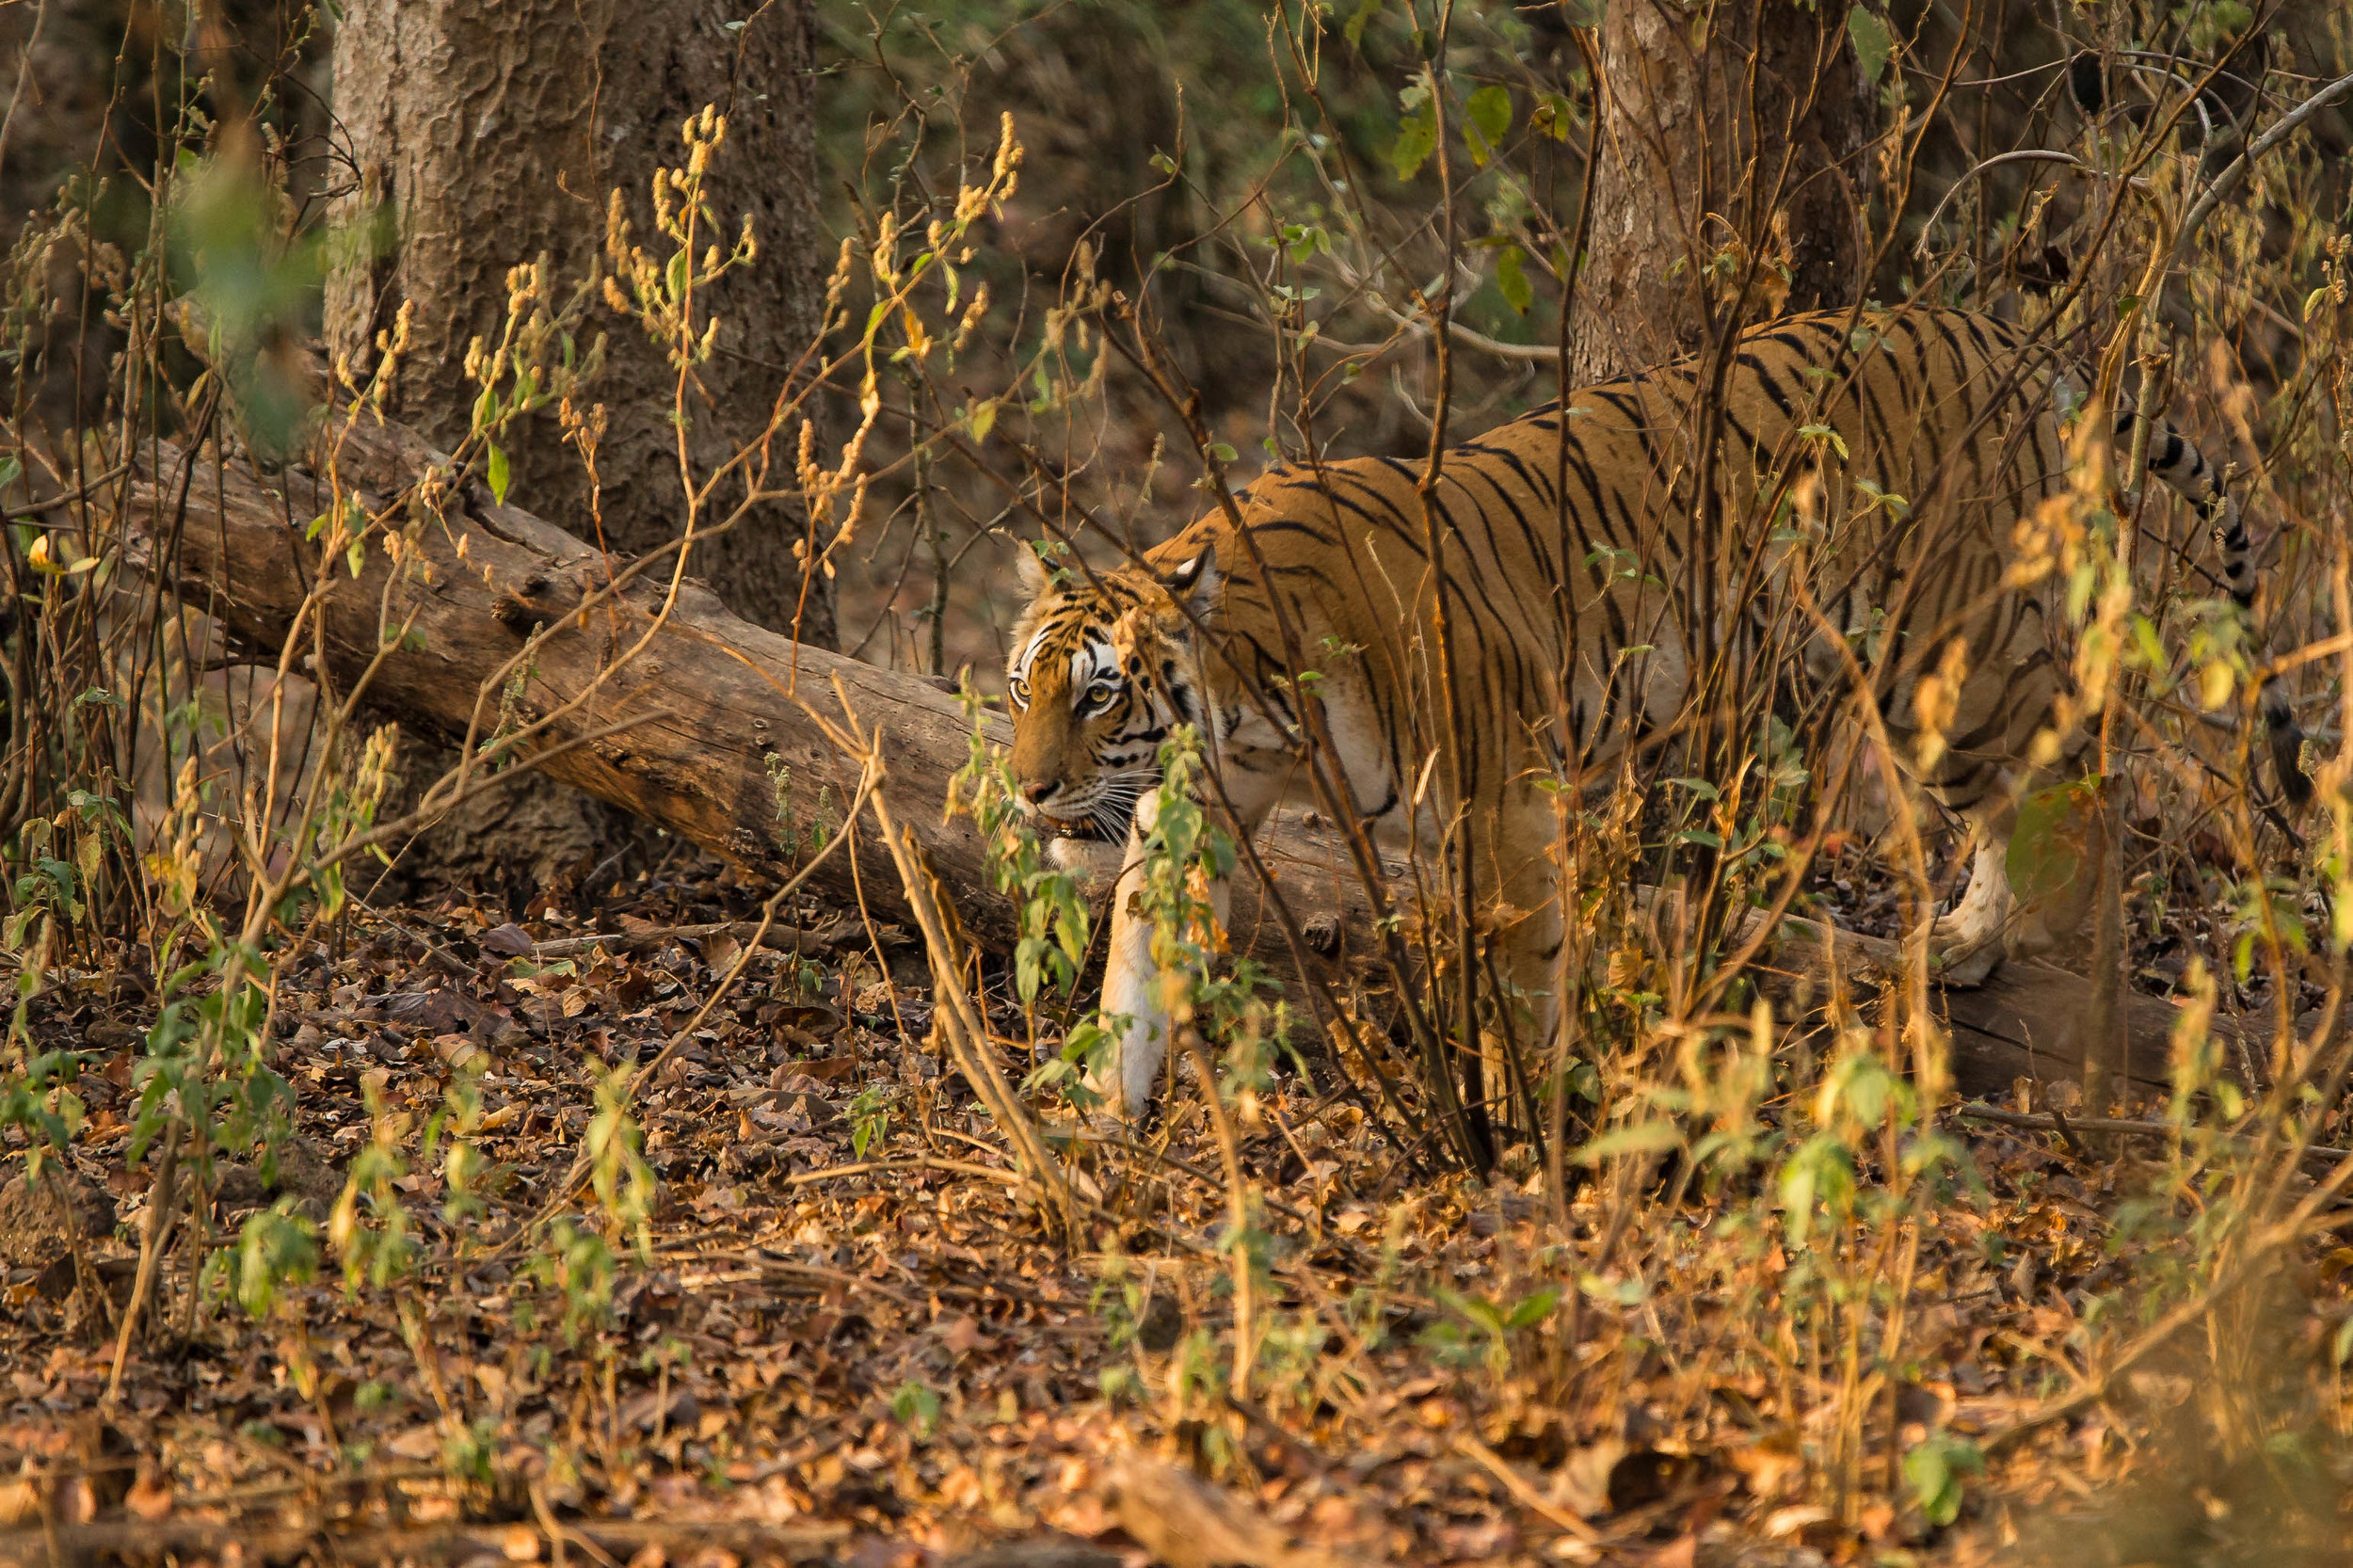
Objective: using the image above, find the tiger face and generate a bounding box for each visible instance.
[1004,547,1215,851]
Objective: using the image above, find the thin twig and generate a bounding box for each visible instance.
[1451,1433,1602,1543]
[2,462,133,521]
[530,918,865,961]
[781,1156,1026,1189]
[1953,1102,2350,1164]
[2169,68,2353,270]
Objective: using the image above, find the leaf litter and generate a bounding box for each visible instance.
[3,865,2350,1567]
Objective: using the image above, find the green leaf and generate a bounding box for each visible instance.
[1495,244,1533,313]
[1390,77,1438,182]
[2006,778,2098,904]
[236,1202,318,1320]
[967,400,997,440]
[346,537,365,579]
[1343,0,1383,50]
[1206,441,1238,465]
[1576,1121,1683,1162]
[0,454,21,490]
[1532,91,1577,141]
[486,441,510,505]
[1576,1270,1646,1305]
[1797,422,1850,460]
[1502,1288,1560,1331]
[1902,1434,1983,1526]
[1847,5,1894,85]
[1464,85,1513,168]
[890,1380,940,1438]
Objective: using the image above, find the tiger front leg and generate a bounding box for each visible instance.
[1925,782,2113,986]
[1088,789,1239,1121]
[1473,812,1568,1133]
[1093,792,1171,1119]
[1927,826,2014,987]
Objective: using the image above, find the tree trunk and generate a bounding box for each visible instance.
[86,399,2230,1107]
[325,0,827,640]
[1568,0,1876,383]
[323,0,828,900]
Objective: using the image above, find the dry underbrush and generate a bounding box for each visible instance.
[8,3,2353,1564]
[3,858,2349,1565]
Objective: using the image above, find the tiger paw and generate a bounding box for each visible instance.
[1931,936,2006,988]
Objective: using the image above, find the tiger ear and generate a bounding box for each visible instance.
[1162,545,1218,618]
[1016,543,1050,598]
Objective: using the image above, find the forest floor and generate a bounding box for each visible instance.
[2,863,2349,1568]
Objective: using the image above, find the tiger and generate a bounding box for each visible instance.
[1002,306,2305,1120]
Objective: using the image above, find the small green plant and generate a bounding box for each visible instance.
[233,1200,320,1320]
[583,1061,656,1257]
[1130,727,1291,1091]
[767,756,838,858]
[328,1080,420,1293]
[0,1043,84,1183]
[1902,1432,1984,1527]
[529,1218,623,1344]
[849,1083,892,1160]
[947,684,1096,1094]
[424,1057,493,1225]
[1417,1287,1559,1376]
[890,1379,941,1438]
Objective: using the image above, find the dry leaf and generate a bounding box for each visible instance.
[387,1424,442,1460]
[1763,1504,1832,1539]
[0,1478,40,1528]
[124,1466,173,1522]
[1554,1439,1625,1519]
[481,922,536,957]
[1108,1457,1345,1568]
[1724,1429,1805,1500]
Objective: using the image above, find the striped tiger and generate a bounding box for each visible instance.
[1003,307,2303,1119]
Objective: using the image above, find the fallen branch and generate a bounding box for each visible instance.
[1954,1101,2348,1165]
[528,917,873,960]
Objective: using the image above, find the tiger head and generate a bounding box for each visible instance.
[1004,543,1218,849]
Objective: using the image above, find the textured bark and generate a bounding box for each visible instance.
[1569,0,1876,383]
[323,0,826,899]
[85,402,2227,1104]
[323,0,827,643]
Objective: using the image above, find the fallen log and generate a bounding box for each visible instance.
[91,405,2249,1101]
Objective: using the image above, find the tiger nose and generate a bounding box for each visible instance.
[1020,779,1059,807]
